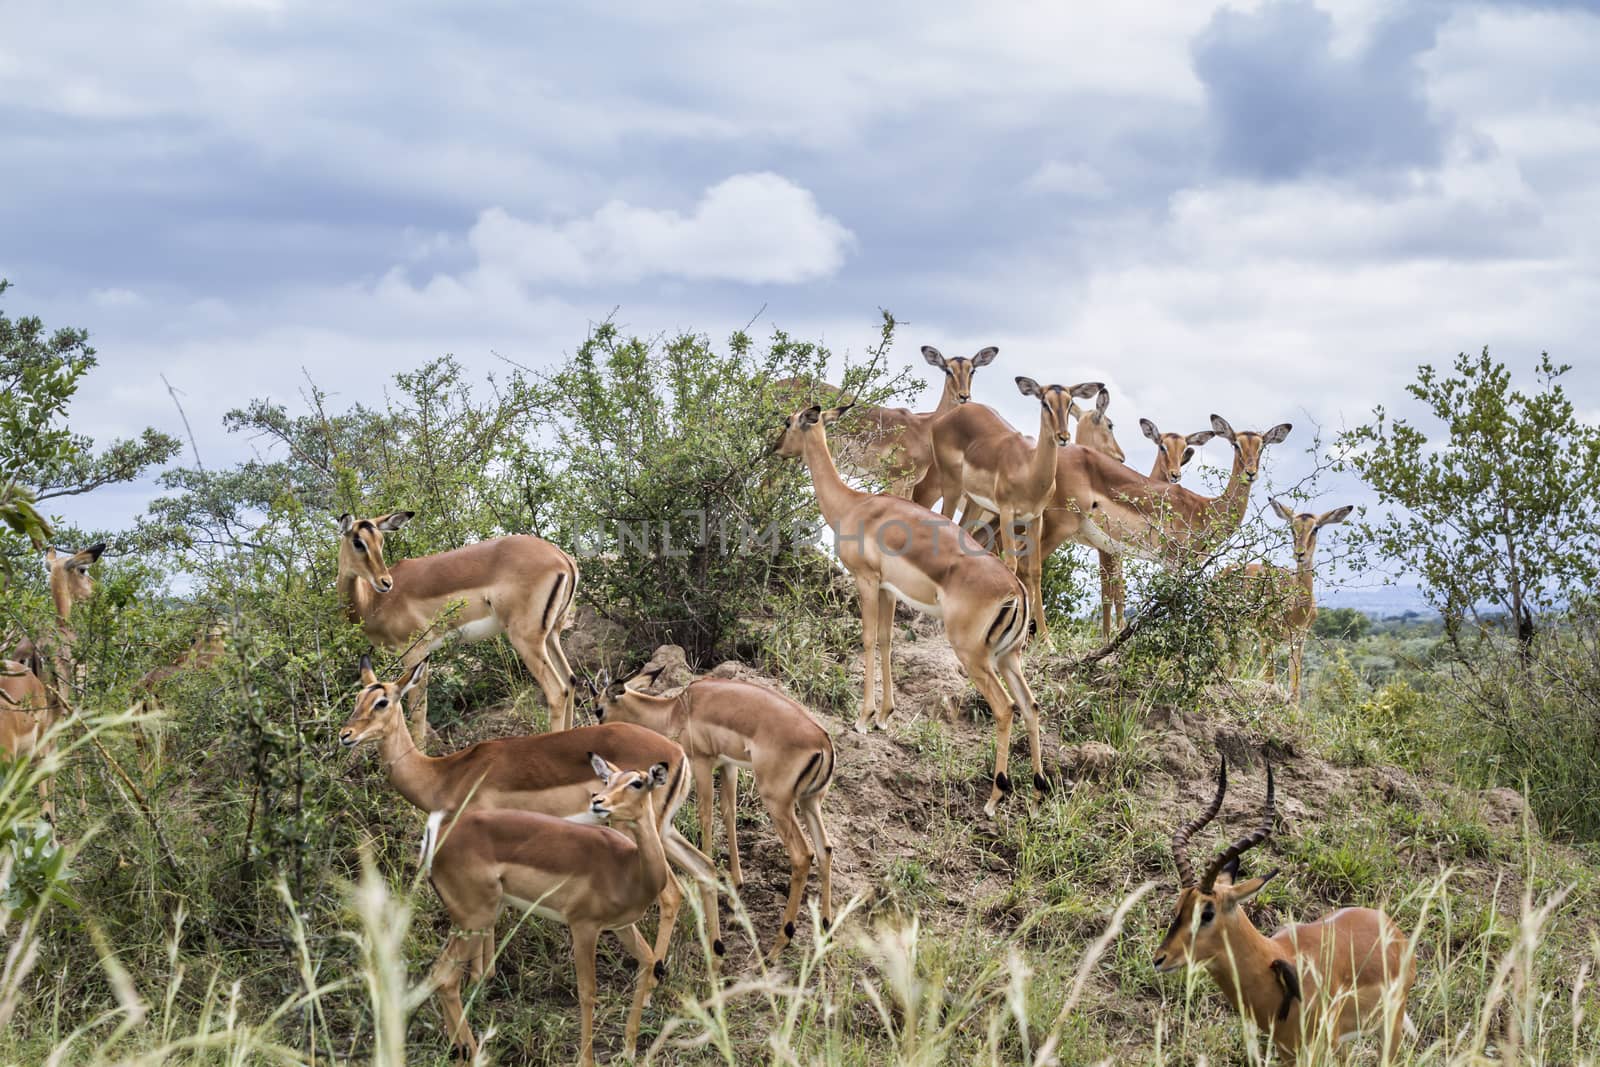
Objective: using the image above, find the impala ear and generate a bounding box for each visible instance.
[821,402,853,425]
[970,345,998,367]
[1186,430,1215,446]
[798,404,823,428]
[589,753,618,783]
[647,761,671,788]
[399,658,428,698]
[44,547,58,564]
[338,514,355,535]
[1095,388,1111,415]
[1210,414,1236,441]
[1181,447,1196,466]
[1315,505,1354,529]
[1015,376,1043,399]
[77,542,107,564]
[921,345,948,369]
[1262,422,1292,445]
[1140,418,1160,443]
[359,654,378,686]
[1071,381,1105,401]
[376,511,414,532]
[1227,870,1278,906]
[1271,498,1296,523]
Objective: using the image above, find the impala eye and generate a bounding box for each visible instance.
[631,780,644,790]
[353,538,367,553]
[375,698,388,708]
[1201,905,1216,925]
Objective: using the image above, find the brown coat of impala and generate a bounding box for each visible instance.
[1039,414,1291,570]
[930,378,1104,645]
[592,670,834,958]
[10,543,104,709]
[423,758,673,1065]
[1,659,55,819]
[136,619,228,696]
[338,656,724,964]
[335,512,579,739]
[1154,758,1415,1063]
[1227,499,1353,703]
[774,344,997,501]
[775,404,1039,818]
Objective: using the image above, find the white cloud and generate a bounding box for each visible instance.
[90,287,144,308]
[465,173,855,287]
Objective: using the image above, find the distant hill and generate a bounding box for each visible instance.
[1320,581,1436,619]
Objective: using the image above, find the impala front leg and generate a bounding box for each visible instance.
[872,588,896,727]
[854,578,881,733]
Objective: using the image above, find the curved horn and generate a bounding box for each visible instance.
[1201,761,1275,892]
[1172,756,1226,888]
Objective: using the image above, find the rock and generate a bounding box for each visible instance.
[1155,731,1202,779]
[562,605,627,673]
[638,645,695,692]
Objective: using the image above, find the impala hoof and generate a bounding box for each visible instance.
[712,938,726,957]
[1033,772,1050,794]
[821,917,831,933]
[784,921,796,940]
[853,719,871,735]
[653,959,667,981]
[994,771,1013,795]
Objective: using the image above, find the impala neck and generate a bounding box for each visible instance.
[1027,405,1062,499]
[617,795,668,888]
[337,570,374,626]
[935,374,963,414]
[1206,918,1292,1031]
[1205,449,1256,535]
[376,722,445,811]
[1296,554,1317,605]
[613,689,683,741]
[800,425,865,532]
[51,579,73,623]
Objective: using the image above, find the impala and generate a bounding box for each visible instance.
[135,619,228,696]
[10,543,105,710]
[590,666,834,958]
[775,403,1040,817]
[1038,414,1292,599]
[1070,389,1133,641]
[774,344,997,501]
[1155,757,1415,1063]
[1,658,54,819]
[929,378,1104,644]
[1228,500,1353,704]
[335,512,579,739]
[1139,419,1216,484]
[339,656,723,964]
[422,756,673,1065]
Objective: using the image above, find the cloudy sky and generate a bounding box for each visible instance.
[5,0,1599,599]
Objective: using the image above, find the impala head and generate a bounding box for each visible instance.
[1209,415,1292,484]
[1140,420,1215,484]
[1271,499,1354,567]
[773,402,853,458]
[587,754,671,823]
[45,543,106,604]
[335,511,413,593]
[922,344,998,404]
[583,664,665,722]
[339,654,426,747]
[1016,378,1104,447]
[1153,757,1279,973]
[1070,387,1126,462]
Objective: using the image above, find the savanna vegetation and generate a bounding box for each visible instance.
[1,282,1597,1066]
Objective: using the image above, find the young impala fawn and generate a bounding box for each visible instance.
[422,757,672,1065]
[1154,757,1416,1062]
[590,667,834,958]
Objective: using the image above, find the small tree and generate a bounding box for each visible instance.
[1336,348,1600,652]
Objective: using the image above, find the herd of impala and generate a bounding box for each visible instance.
[0,345,1419,1064]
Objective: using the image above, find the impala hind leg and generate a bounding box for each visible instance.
[1022,533,1051,647]
[798,792,833,933]
[854,578,882,733]
[871,588,896,727]
[544,626,577,731]
[997,651,1046,797]
[647,874,683,977]
[507,628,571,733]
[762,795,814,959]
[962,652,1020,818]
[662,827,724,963]
[691,758,724,880]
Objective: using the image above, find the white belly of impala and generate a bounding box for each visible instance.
[882,580,942,619]
[503,895,565,923]
[965,492,1000,515]
[451,615,506,645]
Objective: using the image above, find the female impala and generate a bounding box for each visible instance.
[339,656,724,963]
[775,403,1039,818]
[335,512,578,739]
[590,666,834,958]
[1,659,55,819]
[1227,500,1353,704]
[1154,758,1415,1063]
[929,377,1104,644]
[423,757,672,1065]
[10,543,105,709]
